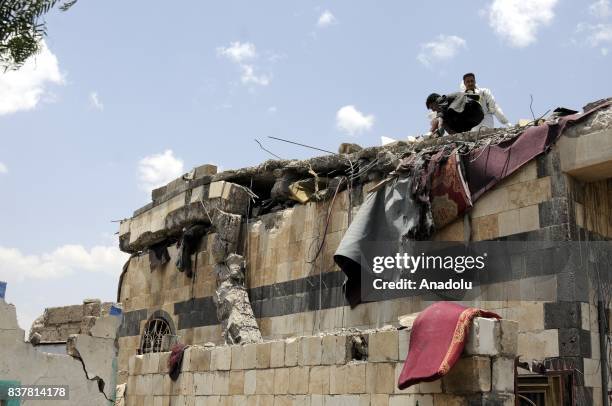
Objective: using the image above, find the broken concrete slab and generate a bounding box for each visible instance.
[72,333,117,400]
[1,298,112,406]
[90,314,122,339]
[208,181,251,215]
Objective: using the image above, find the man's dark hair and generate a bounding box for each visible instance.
[463,72,475,80]
[426,93,440,108]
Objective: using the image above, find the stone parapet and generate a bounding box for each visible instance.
[124,317,517,405]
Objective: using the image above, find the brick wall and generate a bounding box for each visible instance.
[123,317,517,406]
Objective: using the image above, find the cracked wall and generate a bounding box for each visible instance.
[0,297,119,405]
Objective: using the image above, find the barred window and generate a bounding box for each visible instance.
[140,318,172,354]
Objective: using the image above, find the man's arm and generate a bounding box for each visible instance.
[482,88,510,125]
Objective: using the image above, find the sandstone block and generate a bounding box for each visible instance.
[194,164,217,178]
[230,371,245,395]
[208,181,251,215]
[325,395,361,406]
[442,356,491,393]
[492,357,515,392]
[372,394,390,406]
[256,342,271,369]
[299,335,322,366]
[211,346,232,371]
[517,330,559,359]
[244,370,257,395]
[368,330,399,362]
[273,368,290,394]
[366,363,395,394]
[329,365,346,394]
[390,395,434,406]
[244,343,258,369]
[179,372,194,395]
[398,329,410,362]
[433,394,468,406]
[285,338,299,367]
[309,365,330,394]
[499,319,518,357]
[213,371,230,395]
[269,340,285,368]
[255,369,275,394]
[152,374,164,396]
[194,372,213,395]
[288,367,309,394]
[145,352,161,374]
[464,317,500,356]
[345,362,366,394]
[191,347,211,371]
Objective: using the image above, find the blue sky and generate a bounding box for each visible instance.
[1,0,611,332]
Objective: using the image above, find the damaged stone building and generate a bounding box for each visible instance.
[2,100,610,406]
[112,99,612,405]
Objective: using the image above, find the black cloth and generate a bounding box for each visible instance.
[176,224,207,278]
[436,92,484,134]
[149,242,170,270]
[334,177,425,307]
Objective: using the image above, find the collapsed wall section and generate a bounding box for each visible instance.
[0,297,120,406]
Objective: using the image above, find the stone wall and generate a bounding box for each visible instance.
[0,297,120,405]
[29,299,113,345]
[123,316,517,406]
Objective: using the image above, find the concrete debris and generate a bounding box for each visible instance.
[210,210,242,263]
[208,180,252,215]
[114,383,126,406]
[1,298,113,405]
[350,334,368,360]
[288,177,330,203]
[338,142,363,154]
[398,312,420,329]
[213,254,262,345]
[29,299,113,345]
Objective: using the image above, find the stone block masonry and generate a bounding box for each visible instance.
[123,317,517,405]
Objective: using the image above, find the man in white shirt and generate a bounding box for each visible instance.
[461,72,510,130]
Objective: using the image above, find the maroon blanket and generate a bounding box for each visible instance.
[397,302,500,389]
[467,102,611,201]
[167,343,188,381]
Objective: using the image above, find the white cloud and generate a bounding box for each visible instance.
[590,0,611,19]
[89,91,104,111]
[0,162,7,174]
[217,41,272,87]
[486,0,558,48]
[317,10,337,27]
[267,106,277,114]
[240,64,271,86]
[576,22,612,53]
[0,244,128,283]
[336,105,375,136]
[0,41,64,115]
[417,35,467,67]
[217,41,257,63]
[138,149,184,192]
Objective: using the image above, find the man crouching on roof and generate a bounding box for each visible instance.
[461,72,511,130]
[426,92,484,137]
